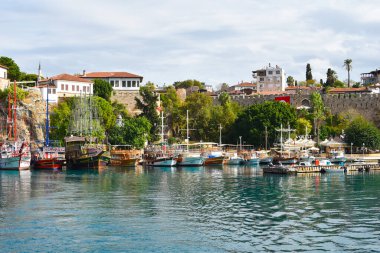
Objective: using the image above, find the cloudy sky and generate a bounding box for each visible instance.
[1,0,379,87]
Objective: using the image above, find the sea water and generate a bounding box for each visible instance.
[1,166,380,252]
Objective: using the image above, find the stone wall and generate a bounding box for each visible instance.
[214,92,380,127]
[111,90,142,115]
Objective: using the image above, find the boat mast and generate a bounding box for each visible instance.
[265,126,268,151]
[219,124,222,146]
[7,93,12,139]
[45,81,49,146]
[161,111,164,144]
[186,110,189,152]
[13,81,17,141]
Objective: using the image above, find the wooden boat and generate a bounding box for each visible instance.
[33,157,64,170]
[152,156,177,167]
[65,136,110,169]
[263,162,296,174]
[110,145,141,167]
[204,156,227,166]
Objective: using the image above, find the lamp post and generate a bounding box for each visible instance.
[239,136,242,151]
[351,143,353,158]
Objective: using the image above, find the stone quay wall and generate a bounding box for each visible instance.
[213,93,380,127]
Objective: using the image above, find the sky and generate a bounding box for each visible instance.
[1,0,379,88]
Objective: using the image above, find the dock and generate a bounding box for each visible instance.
[263,163,380,174]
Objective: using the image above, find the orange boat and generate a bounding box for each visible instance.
[110,145,142,167]
[204,156,227,166]
[33,157,64,170]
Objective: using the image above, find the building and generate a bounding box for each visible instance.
[252,64,287,92]
[328,87,371,94]
[0,64,10,90]
[361,69,380,85]
[38,74,93,103]
[229,82,257,95]
[81,71,143,91]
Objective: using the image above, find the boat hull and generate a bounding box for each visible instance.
[259,157,273,164]
[67,152,109,169]
[227,158,244,165]
[177,156,204,166]
[110,158,140,167]
[245,158,260,165]
[204,156,226,166]
[152,157,176,167]
[33,158,64,170]
[0,156,30,170]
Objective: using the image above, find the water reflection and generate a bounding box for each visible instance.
[1,167,380,252]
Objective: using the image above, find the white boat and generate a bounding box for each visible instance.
[227,154,244,165]
[317,159,332,166]
[177,154,204,166]
[329,150,347,163]
[0,141,31,170]
[152,157,177,167]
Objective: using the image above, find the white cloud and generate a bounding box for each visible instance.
[1,0,379,87]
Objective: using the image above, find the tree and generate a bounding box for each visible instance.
[343,59,353,87]
[135,82,160,142]
[306,63,313,81]
[173,79,205,89]
[161,86,184,138]
[227,101,297,148]
[325,68,338,88]
[219,83,229,92]
[333,80,345,88]
[93,79,113,101]
[0,56,21,81]
[296,118,312,136]
[345,116,380,150]
[286,76,295,86]
[310,92,325,145]
[108,116,151,148]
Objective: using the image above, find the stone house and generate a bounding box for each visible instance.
[0,64,10,90]
[252,63,287,92]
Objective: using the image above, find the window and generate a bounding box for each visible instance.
[48,88,51,94]
[137,81,140,87]
[65,84,68,90]
[122,81,126,87]
[115,80,119,87]
[260,77,264,82]
[276,70,280,74]
[127,81,131,87]
[268,71,273,75]
[61,84,64,90]
[77,85,79,91]
[132,81,136,87]
[110,80,115,87]
[52,89,56,94]
[72,85,75,91]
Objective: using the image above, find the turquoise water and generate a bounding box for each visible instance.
[1,166,380,252]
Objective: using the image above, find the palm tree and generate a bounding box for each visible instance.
[343,59,353,87]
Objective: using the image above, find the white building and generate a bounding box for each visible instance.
[0,64,10,90]
[252,64,287,92]
[38,73,93,103]
[81,71,143,91]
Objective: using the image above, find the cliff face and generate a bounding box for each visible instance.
[0,89,46,144]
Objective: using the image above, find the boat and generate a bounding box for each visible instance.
[0,82,31,170]
[242,152,260,165]
[329,150,347,163]
[65,136,110,169]
[152,156,177,167]
[263,162,296,174]
[176,153,204,166]
[110,145,141,167]
[204,151,227,166]
[227,153,244,165]
[32,146,65,170]
[273,156,298,165]
[0,141,31,170]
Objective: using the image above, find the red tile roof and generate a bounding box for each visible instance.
[236,82,257,87]
[83,72,142,78]
[42,74,92,83]
[329,87,369,93]
[258,91,287,95]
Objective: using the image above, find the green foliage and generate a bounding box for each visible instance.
[135,82,160,142]
[92,96,116,131]
[333,80,345,88]
[50,101,72,142]
[93,79,113,101]
[0,86,29,101]
[108,116,151,148]
[322,112,350,138]
[173,79,205,89]
[161,86,184,138]
[111,101,129,119]
[343,59,352,87]
[19,72,38,83]
[296,118,312,136]
[345,116,380,150]
[227,101,297,148]
[352,82,361,88]
[306,63,313,81]
[0,56,21,81]
[219,83,229,91]
[325,68,338,88]
[286,76,295,86]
